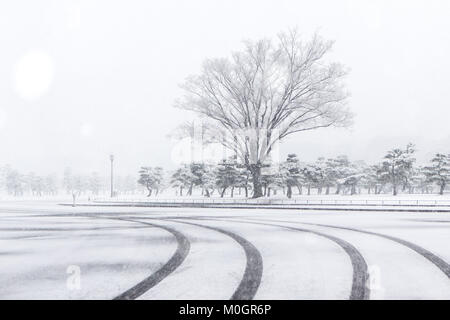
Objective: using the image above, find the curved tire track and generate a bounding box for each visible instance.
[241,217,450,280]
[109,218,191,300]
[192,217,370,300]
[163,219,263,300]
[305,222,450,279]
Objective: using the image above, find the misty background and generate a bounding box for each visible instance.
[1,0,450,178]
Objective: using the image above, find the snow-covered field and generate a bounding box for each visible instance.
[0,200,449,300]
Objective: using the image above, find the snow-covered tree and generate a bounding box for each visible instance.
[380,143,416,195]
[176,30,352,198]
[337,161,367,195]
[138,167,164,196]
[400,143,417,192]
[423,153,450,195]
[302,164,321,195]
[235,164,252,198]
[25,172,45,196]
[325,155,352,194]
[200,165,217,197]
[6,168,24,196]
[261,168,277,197]
[189,163,208,196]
[44,174,58,196]
[313,157,328,195]
[171,165,193,196]
[412,166,432,194]
[281,154,302,198]
[216,159,240,197]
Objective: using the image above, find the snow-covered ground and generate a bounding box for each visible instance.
[0,200,449,299]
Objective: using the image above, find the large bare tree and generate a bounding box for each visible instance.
[176,30,353,198]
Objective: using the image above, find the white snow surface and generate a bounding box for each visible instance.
[0,200,449,299]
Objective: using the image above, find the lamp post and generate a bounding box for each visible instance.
[110,154,114,198]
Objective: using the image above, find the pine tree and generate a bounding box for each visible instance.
[381,143,416,195]
[281,154,301,198]
[236,164,252,198]
[423,153,450,195]
[139,167,164,196]
[302,164,321,195]
[216,159,239,197]
[337,161,367,195]
[171,165,193,196]
[201,165,217,197]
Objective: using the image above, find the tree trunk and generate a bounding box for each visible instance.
[231,186,234,198]
[188,183,193,196]
[335,184,341,194]
[307,185,311,195]
[180,186,183,196]
[72,193,77,207]
[267,187,271,197]
[440,183,445,195]
[221,187,227,198]
[249,164,263,198]
[147,188,152,197]
[244,187,248,198]
[392,185,397,196]
[325,186,330,195]
[205,188,210,197]
[287,185,292,199]
[297,185,302,195]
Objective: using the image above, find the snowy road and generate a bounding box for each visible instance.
[1,201,449,299]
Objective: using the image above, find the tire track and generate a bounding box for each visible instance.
[160,218,263,300]
[306,222,450,279]
[241,217,450,279]
[108,218,191,300]
[188,217,370,300]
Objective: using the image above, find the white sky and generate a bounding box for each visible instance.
[1,0,450,176]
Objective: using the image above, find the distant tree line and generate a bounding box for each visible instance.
[0,166,141,197]
[3,143,450,199]
[0,165,59,197]
[138,143,450,197]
